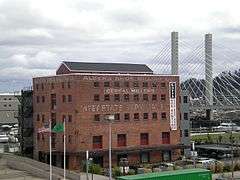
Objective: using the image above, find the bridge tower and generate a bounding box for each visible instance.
[205,34,213,120]
[171,32,179,75]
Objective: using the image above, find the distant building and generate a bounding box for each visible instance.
[33,61,183,170]
[15,88,34,157]
[0,93,20,125]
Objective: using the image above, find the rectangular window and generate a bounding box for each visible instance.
[161,112,167,119]
[152,82,157,88]
[94,114,100,121]
[68,95,72,102]
[143,113,148,120]
[184,113,188,120]
[36,96,40,103]
[134,113,139,120]
[42,96,45,103]
[104,94,110,101]
[94,94,100,101]
[184,130,189,137]
[93,136,102,149]
[36,84,39,91]
[67,82,71,88]
[152,112,157,120]
[114,113,120,121]
[133,81,139,87]
[68,135,72,143]
[114,94,120,101]
[41,83,44,90]
[51,83,54,89]
[42,134,45,141]
[161,94,166,101]
[124,81,129,87]
[124,94,129,101]
[183,96,188,103]
[68,115,72,122]
[42,114,45,123]
[104,82,110,87]
[62,95,66,102]
[140,133,149,145]
[162,132,170,144]
[51,94,56,110]
[117,134,126,147]
[160,82,166,88]
[37,114,40,121]
[62,115,66,122]
[143,94,148,101]
[62,82,65,89]
[124,113,130,121]
[133,94,139,101]
[94,82,99,87]
[114,81,120,87]
[143,82,148,87]
[152,94,157,101]
[37,133,40,140]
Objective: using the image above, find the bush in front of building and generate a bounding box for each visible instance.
[223,164,231,172]
[89,164,103,175]
[112,166,122,177]
[234,162,240,171]
[215,162,224,173]
[127,169,136,175]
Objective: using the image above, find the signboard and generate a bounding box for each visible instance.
[169,82,177,130]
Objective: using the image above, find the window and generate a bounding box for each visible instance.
[42,114,45,123]
[140,152,150,163]
[62,115,66,122]
[42,134,45,141]
[184,130,189,137]
[94,82,99,87]
[143,82,148,87]
[133,94,139,101]
[114,113,120,121]
[37,133,40,140]
[104,82,110,87]
[67,82,71,88]
[36,84,39,91]
[161,94,166,101]
[152,94,157,101]
[68,135,72,143]
[124,81,129,87]
[184,113,188,120]
[3,104,6,107]
[162,132,170,144]
[36,96,40,103]
[62,95,66,102]
[152,82,157,87]
[152,112,157,120]
[41,83,44,90]
[161,112,167,119]
[143,94,148,101]
[94,114,100,121]
[134,113,139,120]
[42,96,45,103]
[114,94,120,101]
[51,94,56,110]
[114,81,120,87]
[160,82,166,88]
[124,94,129,101]
[183,96,188,103]
[37,114,40,121]
[104,94,110,101]
[93,136,102,149]
[124,113,130,121]
[68,95,72,102]
[9,104,11,107]
[9,98,11,100]
[133,81,139,87]
[140,133,149,145]
[143,113,148,120]
[68,115,72,122]
[62,82,65,89]
[117,134,126,147]
[94,94,100,101]
[51,83,54,89]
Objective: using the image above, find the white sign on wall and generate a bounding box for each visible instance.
[169,82,177,130]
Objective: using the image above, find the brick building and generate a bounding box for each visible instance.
[33,62,183,170]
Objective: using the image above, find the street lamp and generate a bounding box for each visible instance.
[105,114,115,180]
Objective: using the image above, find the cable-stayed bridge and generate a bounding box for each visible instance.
[148,32,240,119]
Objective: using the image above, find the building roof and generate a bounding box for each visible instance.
[62,61,153,74]
[117,169,211,180]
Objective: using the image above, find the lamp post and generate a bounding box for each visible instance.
[105,115,115,180]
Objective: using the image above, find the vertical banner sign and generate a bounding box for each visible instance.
[169,82,177,130]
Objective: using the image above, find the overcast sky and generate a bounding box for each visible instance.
[0,0,240,92]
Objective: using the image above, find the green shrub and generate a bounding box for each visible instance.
[234,162,240,171]
[223,164,231,172]
[89,164,102,175]
[215,162,224,173]
[128,169,135,175]
[112,166,122,177]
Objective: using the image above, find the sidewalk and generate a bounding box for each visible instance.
[213,171,240,179]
